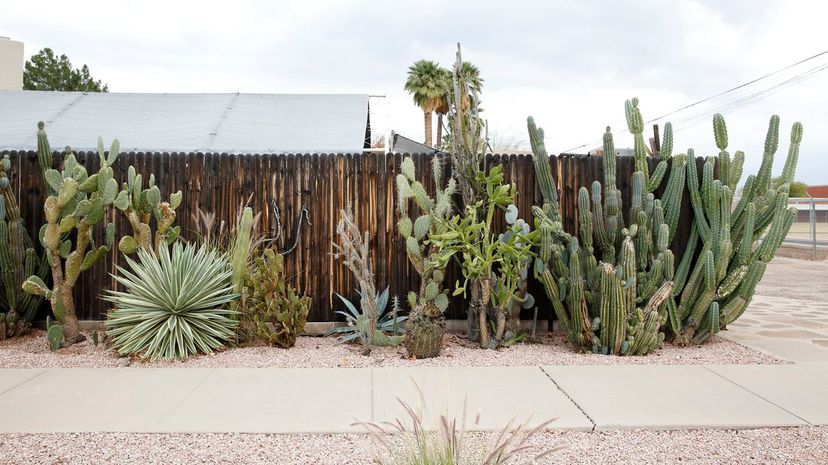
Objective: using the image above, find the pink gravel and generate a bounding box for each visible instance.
[0,427,825,464]
[0,329,783,369]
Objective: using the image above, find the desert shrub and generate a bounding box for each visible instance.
[104,242,239,360]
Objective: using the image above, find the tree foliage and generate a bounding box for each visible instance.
[23,48,108,92]
[772,176,807,198]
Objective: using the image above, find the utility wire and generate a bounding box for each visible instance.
[560,50,828,153]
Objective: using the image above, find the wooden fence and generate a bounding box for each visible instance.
[3,150,700,323]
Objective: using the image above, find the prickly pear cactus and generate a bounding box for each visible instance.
[0,154,49,338]
[47,324,63,351]
[114,165,181,254]
[396,156,455,357]
[22,122,119,346]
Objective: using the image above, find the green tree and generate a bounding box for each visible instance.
[404,60,446,147]
[23,48,109,92]
[772,176,807,197]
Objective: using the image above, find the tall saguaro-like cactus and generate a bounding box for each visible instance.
[22,122,117,346]
[0,154,49,338]
[672,114,800,344]
[528,100,802,354]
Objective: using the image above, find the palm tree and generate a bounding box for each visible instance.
[434,67,452,149]
[404,60,446,147]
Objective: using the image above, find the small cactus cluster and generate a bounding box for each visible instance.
[395,156,455,358]
[243,247,310,348]
[22,122,118,346]
[115,165,181,254]
[528,99,801,355]
[0,154,49,338]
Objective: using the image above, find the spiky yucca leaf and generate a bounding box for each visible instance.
[104,242,239,360]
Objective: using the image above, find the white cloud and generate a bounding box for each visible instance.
[2,0,826,183]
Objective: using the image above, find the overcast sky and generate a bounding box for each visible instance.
[3,0,827,184]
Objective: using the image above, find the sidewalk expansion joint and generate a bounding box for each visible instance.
[702,365,812,426]
[539,367,596,431]
[154,369,216,427]
[0,369,48,397]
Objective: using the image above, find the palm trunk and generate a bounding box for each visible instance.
[436,114,443,149]
[424,111,433,147]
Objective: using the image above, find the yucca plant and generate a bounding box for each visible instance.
[104,242,239,360]
[327,287,407,347]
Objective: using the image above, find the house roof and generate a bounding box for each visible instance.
[0,91,369,154]
[805,185,828,199]
[390,131,436,154]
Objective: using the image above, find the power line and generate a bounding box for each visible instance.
[559,50,828,153]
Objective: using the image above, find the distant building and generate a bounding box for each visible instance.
[805,185,828,199]
[0,91,371,154]
[0,37,24,90]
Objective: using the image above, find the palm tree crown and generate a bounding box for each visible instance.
[405,60,448,147]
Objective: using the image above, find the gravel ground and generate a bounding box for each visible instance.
[0,329,783,369]
[1,427,825,464]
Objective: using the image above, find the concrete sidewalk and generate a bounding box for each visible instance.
[0,364,825,434]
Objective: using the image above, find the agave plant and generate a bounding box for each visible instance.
[327,287,407,346]
[104,242,239,360]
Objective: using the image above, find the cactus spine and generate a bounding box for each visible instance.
[0,154,49,338]
[22,122,118,346]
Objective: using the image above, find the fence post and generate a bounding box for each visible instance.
[811,198,817,260]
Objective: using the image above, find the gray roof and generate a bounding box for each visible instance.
[390,131,436,154]
[0,91,369,154]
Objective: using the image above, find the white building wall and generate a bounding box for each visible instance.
[0,37,24,90]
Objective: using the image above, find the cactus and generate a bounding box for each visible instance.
[528,99,681,356]
[47,324,63,351]
[243,247,310,348]
[114,165,181,255]
[396,156,455,357]
[672,114,801,345]
[426,165,539,349]
[22,122,119,346]
[529,101,802,353]
[0,154,49,338]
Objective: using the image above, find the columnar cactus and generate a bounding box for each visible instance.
[22,122,117,346]
[530,109,676,355]
[114,165,181,254]
[673,114,800,344]
[0,154,49,338]
[528,101,802,353]
[396,156,455,357]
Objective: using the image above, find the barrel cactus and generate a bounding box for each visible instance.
[21,122,118,346]
[0,154,49,338]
